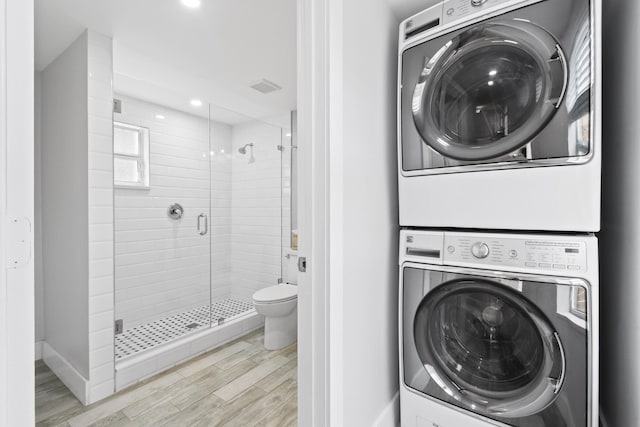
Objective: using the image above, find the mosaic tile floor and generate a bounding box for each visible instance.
[115,298,254,360]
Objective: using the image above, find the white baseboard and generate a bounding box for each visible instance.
[34,341,43,360]
[373,392,400,427]
[42,342,89,405]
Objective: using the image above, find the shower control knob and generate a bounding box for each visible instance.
[471,242,490,259]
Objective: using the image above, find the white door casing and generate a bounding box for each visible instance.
[0,0,35,425]
[297,0,333,424]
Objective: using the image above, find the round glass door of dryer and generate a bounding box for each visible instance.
[413,279,566,418]
[412,20,568,161]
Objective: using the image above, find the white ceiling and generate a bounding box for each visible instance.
[35,0,297,123]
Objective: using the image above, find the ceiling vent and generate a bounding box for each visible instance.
[249,79,282,94]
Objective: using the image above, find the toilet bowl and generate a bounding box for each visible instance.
[252,284,298,350]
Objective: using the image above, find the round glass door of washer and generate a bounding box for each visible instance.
[412,20,568,161]
[413,279,566,418]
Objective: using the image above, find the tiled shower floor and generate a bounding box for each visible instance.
[115,298,254,360]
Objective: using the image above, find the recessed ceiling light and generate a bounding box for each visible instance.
[155,114,166,120]
[190,99,203,107]
[489,70,497,76]
[488,81,495,86]
[181,0,201,8]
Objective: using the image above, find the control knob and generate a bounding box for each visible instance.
[471,242,490,259]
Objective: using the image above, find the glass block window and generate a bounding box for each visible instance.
[113,122,150,188]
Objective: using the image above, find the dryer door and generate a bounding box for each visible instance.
[411,20,567,161]
[412,277,566,419]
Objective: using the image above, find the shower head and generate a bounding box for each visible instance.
[238,143,254,154]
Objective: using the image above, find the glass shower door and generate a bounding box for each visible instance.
[113,93,212,360]
[208,106,287,323]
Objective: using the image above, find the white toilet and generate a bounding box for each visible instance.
[252,284,298,350]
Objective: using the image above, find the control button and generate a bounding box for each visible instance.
[446,7,455,15]
[525,262,537,268]
[553,264,567,270]
[406,236,414,243]
[539,263,552,269]
[471,0,487,6]
[471,242,490,259]
[447,245,455,254]
[567,265,581,271]
[508,250,518,258]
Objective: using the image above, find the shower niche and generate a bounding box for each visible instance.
[112,88,294,390]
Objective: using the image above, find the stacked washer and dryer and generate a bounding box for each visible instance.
[396,0,601,426]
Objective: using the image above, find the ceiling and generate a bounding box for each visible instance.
[35,0,297,123]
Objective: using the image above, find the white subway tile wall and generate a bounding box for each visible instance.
[87,32,115,403]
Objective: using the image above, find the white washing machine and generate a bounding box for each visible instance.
[399,229,598,426]
[397,0,601,232]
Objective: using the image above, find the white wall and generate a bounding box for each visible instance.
[87,31,115,403]
[41,32,91,379]
[41,30,115,404]
[329,0,400,425]
[1,0,35,423]
[230,120,284,300]
[114,95,232,329]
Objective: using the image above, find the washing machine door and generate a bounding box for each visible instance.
[413,278,566,418]
[412,20,568,161]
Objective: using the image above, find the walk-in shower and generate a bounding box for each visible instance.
[112,89,296,389]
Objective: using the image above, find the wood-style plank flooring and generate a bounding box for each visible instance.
[35,328,297,427]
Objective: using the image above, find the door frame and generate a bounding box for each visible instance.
[297,0,333,424]
[0,0,35,424]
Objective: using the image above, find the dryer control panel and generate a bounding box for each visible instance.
[441,0,513,25]
[401,0,539,43]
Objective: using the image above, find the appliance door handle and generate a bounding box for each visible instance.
[548,44,569,109]
[197,214,208,236]
[551,331,567,393]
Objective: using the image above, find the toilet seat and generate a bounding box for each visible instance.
[253,284,298,304]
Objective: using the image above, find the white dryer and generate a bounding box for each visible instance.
[397,0,601,231]
[399,229,598,426]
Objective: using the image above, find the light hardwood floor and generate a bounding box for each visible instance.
[35,328,297,427]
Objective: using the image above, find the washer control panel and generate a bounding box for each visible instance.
[441,0,514,25]
[443,234,588,272]
[470,242,490,259]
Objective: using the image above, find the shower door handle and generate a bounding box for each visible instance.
[197,214,208,235]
